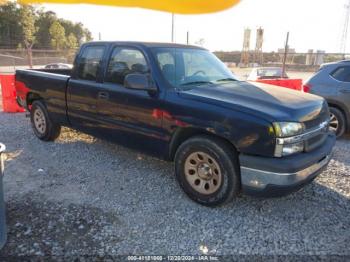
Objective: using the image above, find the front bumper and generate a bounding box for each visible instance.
[240,133,336,197]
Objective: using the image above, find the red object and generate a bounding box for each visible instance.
[152,108,187,127]
[255,78,303,91]
[303,83,311,93]
[0,74,25,113]
[15,80,30,106]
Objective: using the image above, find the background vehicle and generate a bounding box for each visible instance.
[247,67,302,91]
[44,63,72,69]
[15,42,335,206]
[247,67,289,81]
[304,60,350,137]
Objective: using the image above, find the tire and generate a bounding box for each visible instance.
[329,107,346,138]
[174,135,240,207]
[30,100,61,141]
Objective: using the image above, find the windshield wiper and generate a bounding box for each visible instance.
[180,81,213,86]
[215,78,238,82]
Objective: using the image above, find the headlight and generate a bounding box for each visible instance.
[273,122,305,137]
[273,122,305,157]
[275,141,304,157]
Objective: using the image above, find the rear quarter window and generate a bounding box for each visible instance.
[77,46,105,81]
[330,66,350,82]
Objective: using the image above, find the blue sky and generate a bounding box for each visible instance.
[44,0,348,53]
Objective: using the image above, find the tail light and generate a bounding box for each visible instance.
[303,83,311,93]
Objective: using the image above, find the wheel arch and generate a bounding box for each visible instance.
[327,101,349,131]
[26,92,43,110]
[168,127,239,161]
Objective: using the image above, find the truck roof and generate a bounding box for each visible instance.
[83,41,204,50]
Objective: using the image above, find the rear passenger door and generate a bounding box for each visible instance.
[96,46,166,154]
[67,45,106,132]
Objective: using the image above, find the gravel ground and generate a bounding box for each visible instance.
[0,112,349,259]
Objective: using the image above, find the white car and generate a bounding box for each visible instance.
[44,63,73,69]
[247,67,288,81]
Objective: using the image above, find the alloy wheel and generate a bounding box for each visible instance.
[184,151,222,195]
[329,113,339,134]
[33,107,47,134]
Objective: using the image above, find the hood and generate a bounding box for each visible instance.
[178,81,326,123]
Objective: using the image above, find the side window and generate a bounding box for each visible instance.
[77,46,105,81]
[331,66,350,82]
[106,48,149,85]
[157,51,175,84]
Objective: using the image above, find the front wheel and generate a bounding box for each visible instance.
[174,136,240,207]
[329,107,346,138]
[30,100,61,141]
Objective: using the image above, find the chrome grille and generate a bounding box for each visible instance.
[303,106,330,152]
[305,133,328,152]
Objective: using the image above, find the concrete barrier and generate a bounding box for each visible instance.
[0,74,25,113]
[255,78,303,91]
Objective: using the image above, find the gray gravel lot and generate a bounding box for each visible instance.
[0,112,349,258]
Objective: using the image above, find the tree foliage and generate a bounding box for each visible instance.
[19,4,37,49]
[0,2,22,48]
[66,33,78,49]
[0,2,92,49]
[49,20,66,50]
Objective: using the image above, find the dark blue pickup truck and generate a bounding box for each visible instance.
[16,41,335,206]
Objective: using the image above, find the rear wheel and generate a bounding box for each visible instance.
[30,100,61,141]
[329,107,346,138]
[174,136,240,207]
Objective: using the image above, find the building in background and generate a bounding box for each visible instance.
[253,27,264,65]
[306,49,325,65]
[240,28,251,67]
[278,48,296,64]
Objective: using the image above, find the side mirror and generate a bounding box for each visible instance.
[124,74,157,93]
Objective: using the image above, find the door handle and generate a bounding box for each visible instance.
[98,92,109,100]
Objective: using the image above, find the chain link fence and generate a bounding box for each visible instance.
[214,51,350,72]
[0,49,78,73]
[1,48,349,80]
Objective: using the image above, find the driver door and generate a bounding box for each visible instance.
[96,46,166,154]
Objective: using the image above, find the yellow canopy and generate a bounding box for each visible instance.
[17,0,241,14]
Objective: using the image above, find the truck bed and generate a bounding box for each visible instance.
[33,68,72,76]
[15,69,71,125]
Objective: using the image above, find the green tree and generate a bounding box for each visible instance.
[19,4,37,68]
[66,33,78,49]
[49,20,66,50]
[0,3,92,51]
[0,2,23,48]
[83,28,93,42]
[36,9,57,49]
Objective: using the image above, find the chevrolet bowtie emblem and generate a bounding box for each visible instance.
[320,121,329,130]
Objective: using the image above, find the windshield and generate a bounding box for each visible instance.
[257,68,287,78]
[152,47,237,88]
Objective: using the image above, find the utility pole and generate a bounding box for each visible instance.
[99,32,102,41]
[340,0,350,55]
[282,32,289,77]
[187,31,189,45]
[171,13,175,43]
